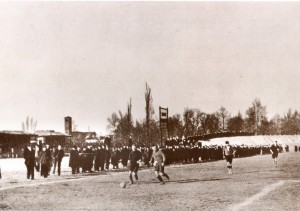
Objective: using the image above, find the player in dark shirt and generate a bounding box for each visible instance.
[270,141,280,167]
[128,144,142,184]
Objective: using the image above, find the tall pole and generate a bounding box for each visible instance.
[255,105,257,135]
[159,106,162,146]
[167,107,169,140]
[159,106,169,147]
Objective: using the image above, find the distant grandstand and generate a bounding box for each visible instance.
[203,135,300,147]
[187,132,254,142]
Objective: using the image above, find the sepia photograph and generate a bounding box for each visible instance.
[0,1,300,210]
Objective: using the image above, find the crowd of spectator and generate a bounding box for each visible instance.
[67,141,290,174]
[4,139,295,180]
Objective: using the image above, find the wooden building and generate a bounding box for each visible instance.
[0,131,37,158]
[71,131,99,147]
[35,130,71,147]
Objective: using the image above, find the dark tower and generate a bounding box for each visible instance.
[64,116,72,135]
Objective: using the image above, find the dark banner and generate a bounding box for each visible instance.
[159,107,168,123]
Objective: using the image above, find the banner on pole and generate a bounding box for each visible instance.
[159,107,168,122]
[159,107,169,146]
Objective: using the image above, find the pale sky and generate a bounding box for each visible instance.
[0,2,300,135]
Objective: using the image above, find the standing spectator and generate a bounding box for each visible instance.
[94,145,101,171]
[104,145,111,170]
[45,144,52,175]
[23,142,36,180]
[163,146,172,165]
[77,146,82,173]
[53,145,64,176]
[52,146,57,173]
[34,144,40,172]
[81,146,88,173]
[191,145,198,163]
[69,145,79,174]
[99,145,106,171]
[86,145,94,172]
[81,145,93,173]
[11,148,14,158]
[143,147,152,167]
[40,146,50,178]
[111,148,120,169]
[270,141,280,167]
[223,141,236,174]
[120,146,130,167]
[95,145,105,171]
[95,145,106,171]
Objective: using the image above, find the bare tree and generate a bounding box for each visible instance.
[22,116,37,133]
[168,114,183,138]
[22,122,25,132]
[183,108,196,137]
[126,98,133,136]
[72,120,78,132]
[107,99,134,144]
[227,112,244,133]
[245,98,267,135]
[199,112,209,135]
[127,98,133,127]
[33,120,37,132]
[217,106,229,132]
[107,112,120,133]
[30,117,33,133]
[281,109,300,135]
[145,82,154,144]
[26,116,29,132]
[269,114,281,135]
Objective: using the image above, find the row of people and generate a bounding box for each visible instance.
[23,142,64,180]
[294,146,300,152]
[22,141,287,180]
[68,143,287,174]
[69,145,133,174]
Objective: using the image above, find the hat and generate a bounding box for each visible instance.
[30,140,37,144]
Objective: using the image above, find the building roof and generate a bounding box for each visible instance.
[71,131,99,142]
[35,130,71,137]
[0,131,37,136]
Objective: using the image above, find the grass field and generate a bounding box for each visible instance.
[0,152,299,210]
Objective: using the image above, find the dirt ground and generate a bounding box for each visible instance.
[0,152,299,210]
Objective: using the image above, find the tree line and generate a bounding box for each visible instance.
[107,84,300,146]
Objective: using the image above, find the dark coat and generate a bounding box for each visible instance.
[55,149,64,162]
[69,148,79,168]
[111,150,120,166]
[105,148,111,162]
[95,148,105,165]
[121,148,130,160]
[24,147,35,166]
[40,151,50,166]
